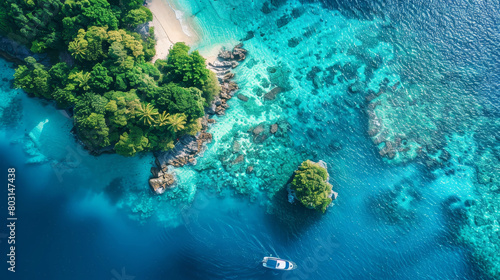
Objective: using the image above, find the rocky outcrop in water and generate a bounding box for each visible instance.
[287,160,338,213]
[149,170,175,194]
[457,121,500,279]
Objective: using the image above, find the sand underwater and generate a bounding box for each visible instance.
[0,0,499,279]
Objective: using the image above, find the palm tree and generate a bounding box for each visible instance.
[155,111,169,127]
[137,103,159,126]
[68,38,88,61]
[166,113,187,133]
[74,71,91,90]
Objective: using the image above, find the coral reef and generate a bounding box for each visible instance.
[368,178,423,225]
[204,118,305,199]
[458,119,500,278]
[360,40,481,165]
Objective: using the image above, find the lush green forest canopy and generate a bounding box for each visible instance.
[3,0,220,156]
[291,160,333,213]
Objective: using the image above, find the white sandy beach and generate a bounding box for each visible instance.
[149,0,199,61]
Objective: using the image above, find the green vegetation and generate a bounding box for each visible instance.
[0,0,152,53]
[4,0,219,156]
[291,160,333,213]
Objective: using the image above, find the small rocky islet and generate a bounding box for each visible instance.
[288,160,338,213]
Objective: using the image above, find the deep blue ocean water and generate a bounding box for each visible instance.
[1,0,499,279]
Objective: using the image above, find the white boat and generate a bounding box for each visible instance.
[262,256,297,270]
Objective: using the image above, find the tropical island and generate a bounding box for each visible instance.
[2,0,220,158]
[289,160,338,213]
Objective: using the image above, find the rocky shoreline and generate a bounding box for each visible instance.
[148,44,247,193]
[206,43,247,115]
[0,35,50,65]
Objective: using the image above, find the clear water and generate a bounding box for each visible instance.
[1,0,499,279]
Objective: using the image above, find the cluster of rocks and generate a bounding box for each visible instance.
[218,119,292,178]
[149,117,214,193]
[206,44,247,115]
[248,119,291,144]
[364,78,457,169]
[218,44,247,61]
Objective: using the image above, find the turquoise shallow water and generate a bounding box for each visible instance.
[1,0,499,279]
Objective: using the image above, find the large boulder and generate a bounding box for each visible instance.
[149,173,175,194]
[252,124,265,136]
[237,94,249,102]
[232,45,247,61]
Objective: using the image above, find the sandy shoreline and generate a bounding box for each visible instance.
[148,0,199,61]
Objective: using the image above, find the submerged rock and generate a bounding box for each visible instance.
[276,14,292,28]
[254,133,270,144]
[270,124,278,134]
[231,154,245,165]
[264,87,283,100]
[246,165,254,174]
[237,94,249,102]
[252,124,265,136]
[288,37,301,48]
[261,2,272,14]
[267,62,293,91]
[348,81,365,94]
[369,178,423,225]
[214,117,303,199]
[232,140,241,153]
[313,75,323,88]
[292,7,306,18]
[241,31,255,41]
